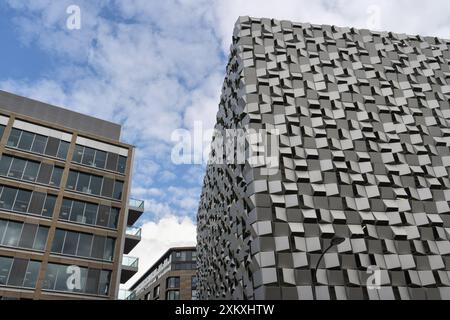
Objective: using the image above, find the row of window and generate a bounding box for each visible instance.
[173,250,197,262]
[59,198,119,229]
[173,262,197,271]
[0,219,48,251]
[43,263,111,296]
[0,155,63,187]
[7,128,69,160]
[0,185,56,218]
[73,145,127,174]
[0,256,40,289]
[51,229,115,262]
[66,170,123,200]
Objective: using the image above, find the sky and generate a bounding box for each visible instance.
[0,0,449,290]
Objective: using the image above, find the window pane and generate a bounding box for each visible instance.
[2,221,23,247]
[0,125,4,139]
[101,178,114,198]
[36,163,53,185]
[57,141,70,159]
[98,270,111,296]
[42,263,58,290]
[22,261,41,288]
[113,181,124,200]
[54,264,69,291]
[96,205,110,227]
[33,226,49,251]
[77,233,93,257]
[0,256,13,285]
[28,192,46,215]
[108,208,119,229]
[42,195,56,217]
[7,128,22,148]
[90,175,102,195]
[0,155,13,176]
[8,157,27,179]
[117,156,127,174]
[62,231,79,256]
[13,189,32,212]
[18,131,34,151]
[72,145,84,163]
[7,258,28,287]
[51,229,65,253]
[23,161,40,182]
[105,153,118,171]
[0,187,17,210]
[49,167,63,187]
[59,199,72,220]
[0,220,7,243]
[94,150,107,169]
[18,223,38,249]
[82,147,95,166]
[76,173,91,193]
[66,171,78,190]
[103,238,115,261]
[84,203,98,225]
[44,137,59,157]
[91,235,106,259]
[85,268,100,294]
[70,201,85,223]
[31,134,47,154]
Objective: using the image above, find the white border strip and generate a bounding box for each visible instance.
[13,119,72,142]
[0,115,9,126]
[76,136,128,157]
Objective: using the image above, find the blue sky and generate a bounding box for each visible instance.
[0,0,449,289]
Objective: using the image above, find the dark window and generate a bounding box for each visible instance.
[166,290,180,300]
[62,231,79,255]
[49,167,63,187]
[31,135,47,154]
[73,145,84,163]
[28,192,46,215]
[90,175,102,195]
[191,276,198,289]
[56,141,69,159]
[8,157,26,179]
[22,261,41,288]
[0,187,17,210]
[70,200,85,223]
[84,203,98,225]
[51,229,65,253]
[96,205,110,227]
[105,153,118,171]
[33,227,49,251]
[18,223,37,249]
[44,137,60,157]
[0,220,6,243]
[42,263,58,290]
[108,208,119,229]
[54,264,68,291]
[77,233,93,257]
[91,235,106,259]
[94,151,107,169]
[103,238,115,261]
[82,147,95,166]
[166,277,180,289]
[36,163,53,185]
[0,256,13,285]
[85,268,100,294]
[76,172,91,193]
[113,181,123,200]
[2,221,22,247]
[22,161,40,182]
[42,195,56,217]
[7,129,21,148]
[13,190,32,212]
[117,156,127,174]
[0,155,13,176]
[0,125,4,139]
[17,131,34,151]
[59,199,72,220]
[7,258,28,287]
[98,270,111,295]
[66,171,78,190]
[101,178,114,198]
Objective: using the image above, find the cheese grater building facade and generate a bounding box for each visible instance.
[197,16,450,300]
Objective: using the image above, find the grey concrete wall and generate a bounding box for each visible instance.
[0,90,121,141]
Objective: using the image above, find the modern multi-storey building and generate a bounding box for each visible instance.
[127,247,197,300]
[197,17,450,300]
[0,90,144,299]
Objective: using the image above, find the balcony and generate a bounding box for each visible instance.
[124,227,142,254]
[121,256,139,284]
[127,198,144,226]
[118,289,135,300]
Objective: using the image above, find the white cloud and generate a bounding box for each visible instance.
[123,214,197,289]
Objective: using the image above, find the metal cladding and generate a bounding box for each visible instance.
[197,16,450,300]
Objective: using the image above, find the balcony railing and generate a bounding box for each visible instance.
[118,289,132,300]
[122,256,139,268]
[126,227,142,237]
[129,199,144,209]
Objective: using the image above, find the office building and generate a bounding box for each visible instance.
[197,17,450,299]
[0,90,144,299]
[127,247,197,300]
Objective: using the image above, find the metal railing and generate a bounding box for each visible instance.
[129,199,144,209]
[126,227,142,237]
[122,256,139,268]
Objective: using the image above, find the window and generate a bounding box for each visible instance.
[153,285,160,298]
[0,257,41,289]
[0,125,5,139]
[166,277,180,289]
[0,154,63,187]
[7,128,69,160]
[13,190,32,212]
[72,144,127,174]
[43,263,109,295]
[66,170,124,200]
[58,198,119,229]
[51,229,115,262]
[166,290,180,300]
